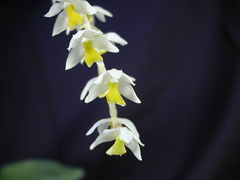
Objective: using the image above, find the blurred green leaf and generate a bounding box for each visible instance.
[0,159,85,180]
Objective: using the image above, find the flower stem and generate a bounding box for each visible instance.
[97,62,107,75]
[108,103,118,126]
[83,15,91,29]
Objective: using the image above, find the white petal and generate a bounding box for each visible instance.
[97,121,111,134]
[90,129,117,150]
[117,118,139,137]
[93,73,104,84]
[86,119,111,136]
[92,36,119,53]
[75,1,97,15]
[108,69,122,80]
[52,11,68,36]
[118,72,135,85]
[119,82,141,104]
[44,3,63,17]
[80,77,97,100]
[118,127,133,144]
[125,139,142,161]
[129,76,136,82]
[94,6,113,17]
[104,32,128,46]
[73,29,85,39]
[65,44,84,70]
[132,133,145,147]
[94,71,111,84]
[85,83,109,103]
[82,29,103,41]
[68,30,85,50]
[93,6,113,22]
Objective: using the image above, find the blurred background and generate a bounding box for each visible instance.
[1,0,240,179]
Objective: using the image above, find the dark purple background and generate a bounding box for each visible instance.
[1,0,240,179]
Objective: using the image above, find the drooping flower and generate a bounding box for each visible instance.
[80,69,141,106]
[66,29,119,69]
[86,118,144,161]
[44,0,97,36]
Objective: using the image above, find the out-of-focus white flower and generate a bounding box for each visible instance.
[86,118,144,161]
[80,69,141,106]
[66,29,119,69]
[44,0,97,36]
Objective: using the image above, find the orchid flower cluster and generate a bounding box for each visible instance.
[45,0,144,160]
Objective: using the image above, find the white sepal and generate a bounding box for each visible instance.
[52,11,68,36]
[104,32,128,46]
[89,129,116,150]
[75,1,97,15]
[92,36,119,53]
[93,6,113,22]
[65,44,84,70]
[118,82,141,104]
[117,118,139,137]
[44,3,63,17]
[85,83,109,103]
[86,119,111,136]
[80,77,97,100]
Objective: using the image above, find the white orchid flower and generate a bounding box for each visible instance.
[86,118,144,161]
[80,69,141,106]
[44,0,97,36]
[66,29,119,69]
[93,6,113,22]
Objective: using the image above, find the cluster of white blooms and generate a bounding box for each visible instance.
[45,0,144,161]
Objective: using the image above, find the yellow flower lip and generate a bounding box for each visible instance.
[65,4,84,30]
[106,135,127,156]
[83,40,103,67]
[106,82,126,106]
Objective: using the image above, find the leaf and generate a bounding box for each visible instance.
[0,159,85,180]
